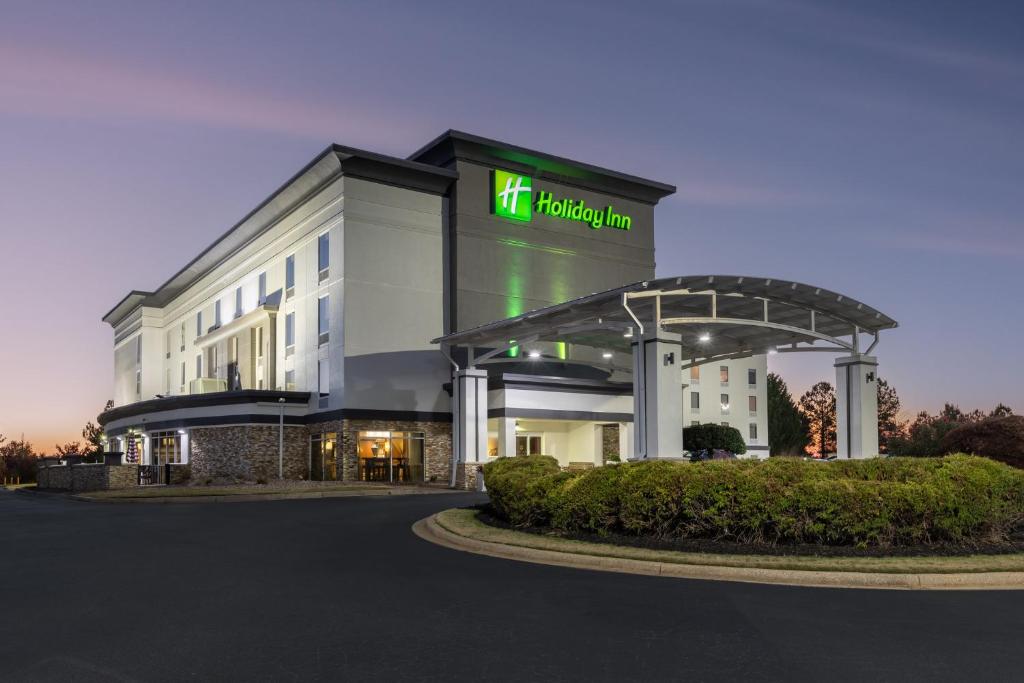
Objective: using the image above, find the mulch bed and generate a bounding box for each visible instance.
[472,506,1024,558]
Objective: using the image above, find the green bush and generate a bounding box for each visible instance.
[484,454,1024,547]
[683,423,747,455]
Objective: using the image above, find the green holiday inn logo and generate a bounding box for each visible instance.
[491,169,533,221]
[490,168,632,231]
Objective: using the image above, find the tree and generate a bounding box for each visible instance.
[0,436,38,483]
[990,403,1014,418]
[799,382,836,456]
[82,420,104,456]
[940,415,1024,468]
[683,423,747,455]
[876,378,905,454]
[55,441,86,457]
[766,373,808,456]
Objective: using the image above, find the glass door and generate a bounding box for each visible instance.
[356,431,424,483]
[516,433,543,456]
[309,433,338,481]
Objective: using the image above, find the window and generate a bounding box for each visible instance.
[356,431,424,482]
[196,354,203,379]
[136,336,142,364]
[196,311,203,338]
[214,300,222,327]
[749,424,758,440]
[690,366,700,383]
[748,368,757,386]
[516,434,543,456]
[258,272,267,304]
[721,393,730,413]
[234,287,243,319]
[318,296,329,345]
[180,362,186,391]
[749,396,757,414]
[720,365,729,385]
[256,326,264,359]
[180,323,185,352]
[318,358,329,395]
[285,312,295,356]
[690,392,700,412]
[150,430,185,465]
[309,433,338,482]
[318,232,329,282]
[166,329,172,359]
[165,368,171,394]
[285,369,296,391]
[285,254,295,297]
[135,369,141,397]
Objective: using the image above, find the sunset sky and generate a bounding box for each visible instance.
[1,0,1021,451]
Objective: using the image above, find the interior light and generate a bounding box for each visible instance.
[699,333,711,343]
[528,350,541,359]
[602,352,613,359]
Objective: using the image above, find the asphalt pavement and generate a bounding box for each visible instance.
[3,488,1023,682]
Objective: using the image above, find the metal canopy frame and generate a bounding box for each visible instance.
[433,275,897,368]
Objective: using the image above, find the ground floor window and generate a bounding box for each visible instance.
[149,431,185,465]
[310,432,338,481]
[356,431,424,483]
[516,434,543,456]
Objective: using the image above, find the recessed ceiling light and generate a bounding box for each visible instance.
[602,352,613,359]
[528,350,541,359]
[699,333,711,342]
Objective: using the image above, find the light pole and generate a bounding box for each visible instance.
[278,397,285,479]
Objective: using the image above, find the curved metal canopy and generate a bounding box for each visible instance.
[432,275,897,363]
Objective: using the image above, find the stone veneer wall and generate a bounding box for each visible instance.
[309,419,452,484]
[36,464,140,491]
[601,424,621,463]
[189,425,308,482]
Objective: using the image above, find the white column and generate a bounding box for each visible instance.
[835,354,879,459]
[593,424,604,466]
[454,368,489,464]
[497,416,516,457]
[632,330,684,459]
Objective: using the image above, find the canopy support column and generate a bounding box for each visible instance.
[835,354,879,459]
[453,368,488,487]
[496,416,516,457]
[632,330,683,460]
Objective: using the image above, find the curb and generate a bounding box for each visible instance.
[413,513,1024,591]
[65,487,462,504]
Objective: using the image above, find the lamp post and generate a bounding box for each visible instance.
[278,397,285,479]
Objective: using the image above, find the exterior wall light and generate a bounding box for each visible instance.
[623,329,633,338]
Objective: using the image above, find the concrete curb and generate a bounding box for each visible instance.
[413,512,1024,591]
[62,487,461,505]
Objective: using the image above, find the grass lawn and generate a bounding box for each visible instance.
[436,508,1024,575]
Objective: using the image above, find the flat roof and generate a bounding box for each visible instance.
[103,144,457,326]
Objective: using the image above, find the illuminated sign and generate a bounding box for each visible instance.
[490,169,632,231]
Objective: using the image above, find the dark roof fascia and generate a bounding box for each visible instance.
[409,129,676,205]
[102,291,154,326]
[98,390,313,426]
[493,373,633,395]
[103,146,457,328]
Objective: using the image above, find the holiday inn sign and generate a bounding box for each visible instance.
[491,169,632,230]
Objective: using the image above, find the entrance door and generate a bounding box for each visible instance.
[309,433,338,481]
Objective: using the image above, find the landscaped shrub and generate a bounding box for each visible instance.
[484,455,1024,547]
[940,416,1024,469]
[683,423,747,455]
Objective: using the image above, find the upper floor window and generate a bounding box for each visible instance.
[285,369,296,391]
[136,336,142,364]
[196,311,202,338]
[318,358,330,395]
[720,393,730,413]
[748,368,757,386]
[318,296,330,345]
[285,312,295,356]
[285,254,295,297]
[749,423,758,440]
[234,287,243,319]
[196,354,203,379]
[180,361,186,391]
[214,300,222,328]
[689,366,700,383]
[749,396,757,414]
[690,392,700,412]
[258,272,267,304]
[318,233,329,282]
[180,323,185,352]
[720,366,729,385]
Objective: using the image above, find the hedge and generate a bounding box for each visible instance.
[481,455,1024,548]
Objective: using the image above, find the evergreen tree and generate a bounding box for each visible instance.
[766,373,808,456]
[876,378,905,454]
[798,381,836,456]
